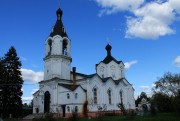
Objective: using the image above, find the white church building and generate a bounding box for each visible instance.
[33,8,135,117]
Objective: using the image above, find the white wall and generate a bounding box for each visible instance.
[45,36,71,56]
[33,76,135,114]
[96,61,125,80]
[86,75,135,112]
[33,82,55,113]
[44,35,71,80]
[58,86,86,105]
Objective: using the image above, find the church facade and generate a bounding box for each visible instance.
[33,8,135,117]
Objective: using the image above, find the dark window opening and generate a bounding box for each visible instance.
[67,106,70,112]
[102,74,104,78]
[120,91,123,103]
[36,108,39,114]
[62,40,68,55]
[67,93,70,99]
[93,88,97,104]
[48,40,52,55]
[75,93,78,99]
[107,90,112,104]
[62,27,66,33]
[75,106,78,112]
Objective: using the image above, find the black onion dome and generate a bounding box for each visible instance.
[102,44,121,64]
[50,8,68,38]
[106,44,112,56]
[106,44,112,52]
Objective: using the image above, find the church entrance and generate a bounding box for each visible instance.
[62,105,66,117]
[44,91,50,113]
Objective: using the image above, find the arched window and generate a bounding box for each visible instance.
[67,93,70,99]
[120,67,123,77]
[62,27,66,33]
[102,74,104,78]
[62,40,68,55]
[67,106,70,112]
[112,71,116,79]
[107,89,112,104]
[48,39,52,55]
[120,91,123,103]
[100,66,104,78]
[121,70,123,77]
[93,88,97,104]
[111,65,116,79]
[75,93,78,99]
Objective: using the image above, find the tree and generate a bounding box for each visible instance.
[0,59,4,115]
[22,102,33,117]
[153,72,180,97]
[135,96,141,107]
[174,90,180,116]
[0,57,8,117]
[117,102,126,115]
[151,92,173,112]
[152,72,180,112]
[0,47,23,118]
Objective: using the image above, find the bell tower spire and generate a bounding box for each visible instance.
[44,7,72,81]
[56,8,63,20]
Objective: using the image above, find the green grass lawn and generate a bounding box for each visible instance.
[3,113,180,121]
[55,113,180,121]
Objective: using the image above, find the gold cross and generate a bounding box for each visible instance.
[58,1,62,8]
[106,38,110,44]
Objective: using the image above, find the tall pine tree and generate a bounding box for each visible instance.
[0,46,23,118]
[0,58,6,116]
[0,57,9,117]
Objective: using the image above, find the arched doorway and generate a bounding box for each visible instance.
[142,104,148,112]
[44,91,50,113]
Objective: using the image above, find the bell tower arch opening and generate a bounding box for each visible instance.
[62,39,68,55]
[48,39,52,55]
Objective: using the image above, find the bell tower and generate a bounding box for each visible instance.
[44,8,72,80]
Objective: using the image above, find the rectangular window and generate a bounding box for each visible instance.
[75,93,78,99]
[108,90,112,104]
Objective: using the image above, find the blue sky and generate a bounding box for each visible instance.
[0,0,180,103]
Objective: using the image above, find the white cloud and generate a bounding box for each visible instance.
[174,56,180,67]
[31,89,39,94]
[95,0,144,17]
[22,96,33,102]
[20,56,27,61]
[126,1,175,39]
[124,60,138,69]
[94,0,180,39]
[21,68,44,83]
[139,85,152,97]
[169,0,180,14]
[140,85,150,90]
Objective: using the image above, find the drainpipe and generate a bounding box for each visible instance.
[72,67,76,86]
